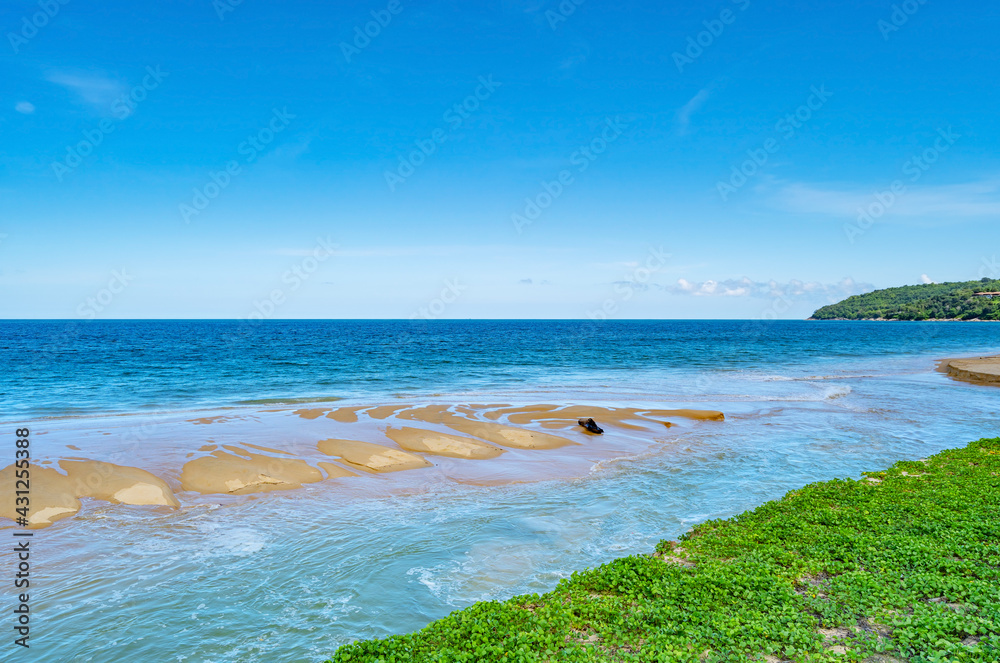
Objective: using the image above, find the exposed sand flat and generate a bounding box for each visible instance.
[945,356,1000,385]
[293,408,329,420]
[484,404,560,421]
[364,405,411,420]
[59,460,180,507]
[318,438,433,473]
[317,462,359,479]
[395,404,461,424]
[504,405,650,429]
[188,415,230,425]
[641,408,726,422]
[385,426,506,459]
[455,404,509,419]
[445,421,578,450]
[0,465,80,528]
[180,450,323,495]
[242,442,294,455]
[326,406,369,423]
[0,460,181,528]
[481,404,724,429]
[0,399,731,529]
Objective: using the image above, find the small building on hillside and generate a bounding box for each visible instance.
[972,292,1000,299]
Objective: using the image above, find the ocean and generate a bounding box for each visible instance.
[1,320,997,661]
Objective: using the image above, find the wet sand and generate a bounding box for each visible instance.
[484,404,724,429]
[942,356,1000,385]
[326,406,369,423]
[318,438,434,473]
[444,421,577,449]
[1,401,727,528]
[385,426,506,459]
[0,460,180,528]
[180,449,324,494]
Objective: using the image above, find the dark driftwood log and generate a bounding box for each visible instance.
[578,417,604,434]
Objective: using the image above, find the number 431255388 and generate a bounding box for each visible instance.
[14,427,30,520]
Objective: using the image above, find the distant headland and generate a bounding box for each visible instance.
[810,278,1000,321]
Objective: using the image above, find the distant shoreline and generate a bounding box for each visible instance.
[808,317,1000,322]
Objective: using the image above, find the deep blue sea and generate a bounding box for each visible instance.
[2,319,998,418]
[0,320,998,662]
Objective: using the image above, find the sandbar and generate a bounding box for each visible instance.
[317,462,359,479]
[2,399,729,529]
[60,459,180,507]
[293,408,329,420]
[1,459,182,528]
[395,405,460,424]
[318,438,433,473]
[385,427,505,459]
[641,408,725,421]
[326,406,369,423]
[444,421,577,450]
[944,356,1000,385]
[364,405,411,420]
[180,450,323,495]
[483,404,724,430]
[242,442,294,455]
[0,465,80,528]
[188,415,231,425]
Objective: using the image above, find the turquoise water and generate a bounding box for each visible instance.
[0,320,998,661]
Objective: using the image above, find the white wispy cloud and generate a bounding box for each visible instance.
[775,178,1000,219]
[676,87,712,135]
[662,277,874,300]
[270,246,463,258]
[46,71,127,111]
[14,101,35,114]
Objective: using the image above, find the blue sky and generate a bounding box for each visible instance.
[2,0,998,319]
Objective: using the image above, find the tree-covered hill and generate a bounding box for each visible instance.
[811,278,1000,320]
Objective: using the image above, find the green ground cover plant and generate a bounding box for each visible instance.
[326,438,1000,662]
